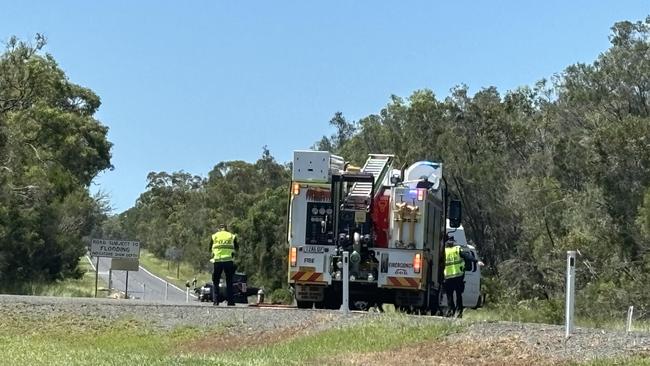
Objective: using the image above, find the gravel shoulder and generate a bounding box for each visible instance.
[0,294,364,332]
[1,295,649,365]
[458,321,650,364]
[332,318,650,366]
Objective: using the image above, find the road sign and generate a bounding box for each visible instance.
[111,258,140,271]
[165,246,183,261]
[91,239,140,259]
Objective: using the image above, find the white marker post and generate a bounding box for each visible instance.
[165,282,169,302]
[186,286,190,303]
[142,283,146,301]
[565,250,576,338]
[340,251,350,313]
[627,306,634,333]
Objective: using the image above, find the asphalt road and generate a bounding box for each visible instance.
[88,256,194,303]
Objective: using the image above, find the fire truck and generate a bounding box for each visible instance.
[287,150,481,312]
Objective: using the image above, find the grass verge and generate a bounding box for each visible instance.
[0,256,106,297]
[464,303,650,332]
[138,249,211,289]
[207,315,457,365]
[0,312,456,366]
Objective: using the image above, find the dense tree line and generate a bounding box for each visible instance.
[0,36,112,288]
[104,148,291,290]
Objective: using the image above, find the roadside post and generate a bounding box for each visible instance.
[340,251,349,313]
[627,306,634,333]
[165,282,169,302]
[142,283,146,301]
[185,280,191,303]
[565,250,576,338]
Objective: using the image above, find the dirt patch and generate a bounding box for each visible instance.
[178,326,305,354]
[324,336,568,366]
[176,313,337,354]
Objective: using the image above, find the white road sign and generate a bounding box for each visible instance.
[91,239,140,259]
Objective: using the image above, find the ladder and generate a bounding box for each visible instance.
[347,154,394,201]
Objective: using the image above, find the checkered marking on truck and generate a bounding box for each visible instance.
[387,276,419,288]
[291,271,325,283]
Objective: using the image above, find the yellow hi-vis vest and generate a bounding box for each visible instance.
[444,246,464,279]
[210,230,236,263]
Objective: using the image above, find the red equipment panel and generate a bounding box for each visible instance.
[372,190,390,248]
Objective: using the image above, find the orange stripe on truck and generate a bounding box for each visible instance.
[290,271,324,283]
[307,272,322,282]
[387,276,420,288]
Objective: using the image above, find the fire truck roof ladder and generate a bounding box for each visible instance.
[348,154,394,202]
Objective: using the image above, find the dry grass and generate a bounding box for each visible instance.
[326,335,567,366]
[178,325,310,354]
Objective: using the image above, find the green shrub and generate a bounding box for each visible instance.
[577,279,646,322]
[269,288,293,304]
[468,297,564,325]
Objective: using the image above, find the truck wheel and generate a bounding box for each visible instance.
[297,301,313,309]
[397,305,411,314]
[428,289,440,315]
[353,301,371,311]
[323,296,341,310]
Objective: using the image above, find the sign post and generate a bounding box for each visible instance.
[94,256,100,298]
[125,271,129,299]
[565,250,576,338]
[108,269,112,293]
[340,251,349,313]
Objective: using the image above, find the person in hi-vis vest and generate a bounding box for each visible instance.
[209,223,239,306]
[443,237,476,318]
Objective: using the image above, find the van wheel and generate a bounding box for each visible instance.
[475,293,486,309]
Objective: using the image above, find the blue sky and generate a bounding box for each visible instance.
[1,1,648,212]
